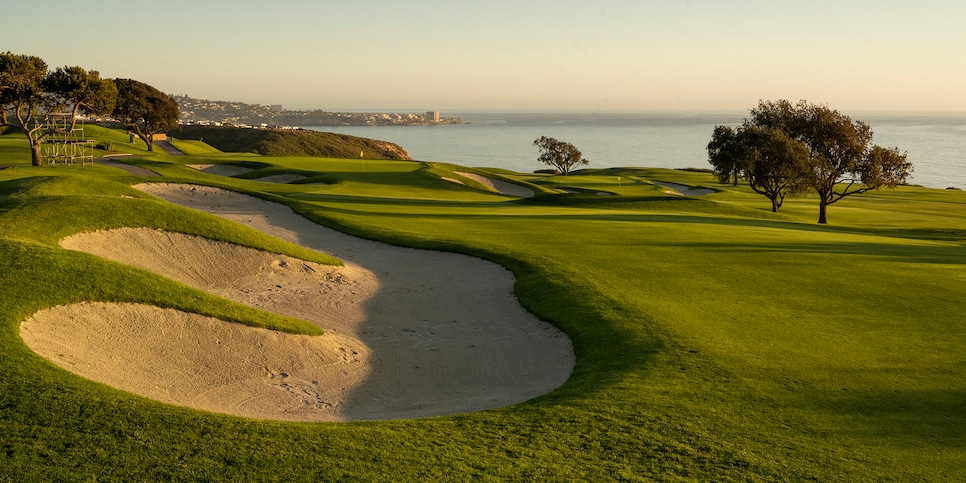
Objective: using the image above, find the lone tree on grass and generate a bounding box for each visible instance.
[709,100,912,224]
[533,136,588,175]
[113,78,179,152]
[0,53,116,165]
[708,124,810,213]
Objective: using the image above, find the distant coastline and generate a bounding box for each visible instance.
[174,95,468,129]
[172,93,964,190]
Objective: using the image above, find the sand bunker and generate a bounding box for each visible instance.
[654,181,714,196]
[22,302,368,421]
[454,172,534,198]
[21,184,573,422]
[187,164,253,177]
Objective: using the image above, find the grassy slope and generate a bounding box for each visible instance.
[171,125,412,159]
[1,129,964,481]
[168,139,222,155]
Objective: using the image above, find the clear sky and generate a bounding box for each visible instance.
[4,0,965,112]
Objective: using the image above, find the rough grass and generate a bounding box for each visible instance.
[1,129,965,481]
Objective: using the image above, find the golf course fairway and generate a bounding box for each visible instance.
[1,129,964,481]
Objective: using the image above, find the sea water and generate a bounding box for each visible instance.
[306,111,966,190]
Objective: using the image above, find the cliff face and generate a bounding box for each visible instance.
[367,139,411,160]
[171,125,412,160]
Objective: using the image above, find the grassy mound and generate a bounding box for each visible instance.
[170,125,412,159]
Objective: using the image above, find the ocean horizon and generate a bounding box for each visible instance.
[305,111,966,190]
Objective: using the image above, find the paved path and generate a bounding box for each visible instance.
[96,155,161,177]
[154,140,185,156]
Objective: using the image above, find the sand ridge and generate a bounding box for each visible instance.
[21,183,573,421]
[454,172,534,198]
[653,181,714,196]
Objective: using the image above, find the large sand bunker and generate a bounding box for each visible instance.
[21,184,573,422]
[454,172,534,198]
[653,181,714,196]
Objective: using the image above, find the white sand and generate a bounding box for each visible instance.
[454,172,534,198]
[20,184,573,422]
[653,181,714,196]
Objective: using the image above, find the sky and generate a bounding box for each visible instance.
[4,0,966,113]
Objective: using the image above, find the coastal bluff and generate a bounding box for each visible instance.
[171,125,411,159]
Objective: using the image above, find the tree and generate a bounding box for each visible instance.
[721,100,912,224]
[707,125,747,186]
[533,136,588,175]
[0,54,117,165]
[113,78,179,152]
[0,52,24,125]
[709,124,811,213]
[44,66,117,132]
[0,52,49,165]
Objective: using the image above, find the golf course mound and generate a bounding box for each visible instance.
[187,164,253,177]
[20,185,573,421]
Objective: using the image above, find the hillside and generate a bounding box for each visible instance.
[170,125,412,159]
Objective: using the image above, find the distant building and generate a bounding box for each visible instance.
[270,104,283,113]
[426,111,440,122]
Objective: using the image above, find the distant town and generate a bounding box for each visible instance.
[174,95,469,129]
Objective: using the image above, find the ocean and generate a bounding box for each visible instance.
[305,111,966,190]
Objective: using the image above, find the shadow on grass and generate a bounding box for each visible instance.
[797,386,966,448]
[657,240,966,265]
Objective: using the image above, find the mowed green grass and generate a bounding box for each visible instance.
[168,139,222,155]
[1,129,965,481]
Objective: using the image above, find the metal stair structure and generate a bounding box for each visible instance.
[41,113,96,166]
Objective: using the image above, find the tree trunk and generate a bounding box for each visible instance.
[818,198,828,224]
[771,197,780,213]
[133,130,154,152]
[30,141,43,166]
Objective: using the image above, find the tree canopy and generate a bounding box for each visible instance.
[44,66,117,129]
[709,100,912,223]
[0,53,117,165]
[1,52,49,165]
[709,124,810,213]
[113,78,179,152]
[533,136,588,175]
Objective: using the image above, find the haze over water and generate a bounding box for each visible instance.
[308,112,966,190]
